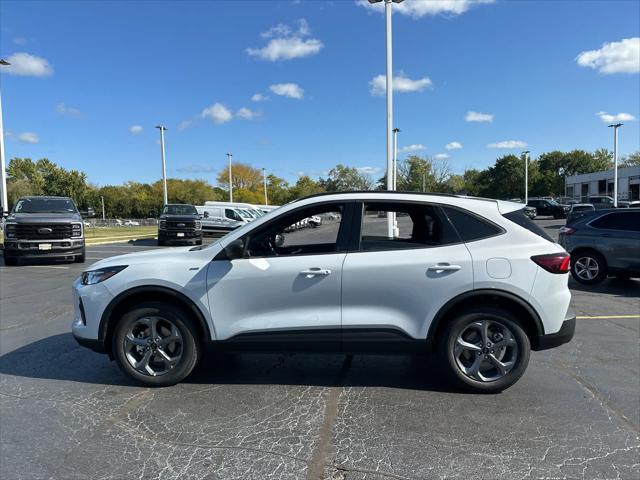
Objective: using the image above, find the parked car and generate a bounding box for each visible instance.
[124,220,140,226]
[559,209,640,284]
[3,196,85,265]
[526,198,569,219]
[157,204,202,246]
[630,201,640,208]
[72,193,575,393]
[587,196,630,209]
[566,203,595,224]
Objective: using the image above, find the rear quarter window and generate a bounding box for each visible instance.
[502,210,554,242]
[442,207,504,242]
[590,211,640,232]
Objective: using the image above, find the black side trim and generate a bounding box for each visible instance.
[426,289,544,350]
[535,313,576,351]
[342,328,426,353]
[73,333,106,354]
[98,286,212,346]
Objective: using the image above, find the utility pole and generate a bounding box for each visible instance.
[226,153,233,202]
[0,59,10,216]
[262,168,268,205]
[608,123,623,207]
[101,195,105,221]
[422,171,426,192]
[155,125,168,206]
[522,150,530,204]
[392,127,400,190]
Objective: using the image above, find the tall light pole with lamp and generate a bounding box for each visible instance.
[608,123,622,207]
[0,59,10,216]
[226,153,233,202]
[368,0,404,238]
[262,167,268,205]
[522,150,530,205]
[392,127,400,190]
[155,125,168,206]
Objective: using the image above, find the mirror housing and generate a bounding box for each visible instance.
[224,238,245,260]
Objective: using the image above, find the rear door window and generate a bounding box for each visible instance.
[442,207,504,242]
[590,212,640,232]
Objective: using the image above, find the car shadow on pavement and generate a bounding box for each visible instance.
[568,276,640,297]
[0,332,463,393]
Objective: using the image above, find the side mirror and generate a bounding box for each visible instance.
[203,212,209,218]
[225,238,245,260]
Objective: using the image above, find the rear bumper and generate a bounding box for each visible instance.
[3,239,84,258]
[535,310,576,350]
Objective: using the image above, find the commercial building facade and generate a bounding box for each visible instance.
[565,165,640,201]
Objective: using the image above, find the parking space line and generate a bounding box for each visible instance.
[577,315,640,320]
[24,265,70,269]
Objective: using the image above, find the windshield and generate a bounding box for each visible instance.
[238,209,252,219]
[13,198,78,214]
[162,205,198,215]
[546,199,559,206]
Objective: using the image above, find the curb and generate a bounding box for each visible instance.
[86,234,157,246]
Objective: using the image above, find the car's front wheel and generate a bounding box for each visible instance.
[440,308,531,393]
[112,302,201,387]
[571,251,607,285]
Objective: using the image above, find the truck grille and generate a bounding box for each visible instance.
[166,220,195,230]
[15,224,73,240]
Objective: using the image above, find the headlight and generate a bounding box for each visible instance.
[71,222,83,237]
[4,223,17,238]
[195,220,202,230]
[159,220,166,229]
[81,265,128,285]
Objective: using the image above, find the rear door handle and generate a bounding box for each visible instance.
[427,263,462,272]
[300,268,332,277]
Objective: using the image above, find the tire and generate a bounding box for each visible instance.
[571,251,607,285]
[112,302,201,387]
[196,239,203,246]
[158,239,166,247]
[3,251,18,266]
[74,247,86,263]
[439,307,531,394]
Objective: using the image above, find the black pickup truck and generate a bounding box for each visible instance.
[157,204,203,246]
[2,196,86,266]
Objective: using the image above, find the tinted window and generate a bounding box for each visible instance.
[246,204,344,257]
[225,208,242,221]
[162,204,197,215]
[590,212,640,232]
[443,207,503,242]
[502,210,554,242]
[359,202,458,251]
[13,197,77,214]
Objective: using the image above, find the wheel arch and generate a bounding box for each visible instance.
[569,246,608,268]
[99,286,211,358]
[426,289,544,351]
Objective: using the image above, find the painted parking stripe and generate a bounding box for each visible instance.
[24,265,70,269]
[576,315,640,319]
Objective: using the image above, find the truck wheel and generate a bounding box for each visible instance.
[74,247,86,263]
[3,252,18,266]
[439,307,530,394]
[158,239,166,247]
[112,302,201,387]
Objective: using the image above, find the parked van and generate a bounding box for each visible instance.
[195,204,248,234]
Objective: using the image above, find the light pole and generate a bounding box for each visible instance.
[608,123,622,207]
[262,167,268,205]
[369,0,404,238]
[0,59,10,216]
[226,153,233,202]
[155,125,168,206]
[522,150,530,204]
[101,195,105,221]
[392,127,400,190]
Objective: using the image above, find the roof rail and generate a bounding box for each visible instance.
[291,190,496,203]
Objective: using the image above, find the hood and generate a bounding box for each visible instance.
[7,212,82,223]
[87,245,195,270]
[160,214,199,221]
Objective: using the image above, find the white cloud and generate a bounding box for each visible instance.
[445,141,463,150]
[247,19,323,61]
[576,37,640,74]
[201,103,233,124]
[465,111,494,122]
[17,132,40,144]
[129,125,143,134]
[488,140,528,149]
[595,111,635,123]
[357,0,494,19]
[357,166,382,175]
[269,83,304,99]
[251,93,269,102]
[3,52,53,77]
[13,37,27,45]
[236,107,260,120]
[433,153,450,160]
[177,120,193,131]
[399,143,426,153]
[56,102,81,117]
[370,72,432,96]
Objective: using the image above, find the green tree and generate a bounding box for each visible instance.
[320,164,372,191]
[620,151,640,167]
[289,176,325,200]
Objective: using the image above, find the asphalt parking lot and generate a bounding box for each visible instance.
[1,220,638,480]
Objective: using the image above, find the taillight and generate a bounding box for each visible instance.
[559,226,576,235]
[531,253,570,274]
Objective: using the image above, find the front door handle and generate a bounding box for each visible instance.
[300,268,332,277]
[427,263,462,272]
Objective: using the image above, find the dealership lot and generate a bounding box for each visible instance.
[1,221,638,479]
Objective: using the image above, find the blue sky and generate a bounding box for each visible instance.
[1,0,639,186]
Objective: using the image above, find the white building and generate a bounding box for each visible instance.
[565,165,640,201]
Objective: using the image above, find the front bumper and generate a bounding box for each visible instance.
[3,238,84,258]
[71,278,113,354]
[158,230,202,244]
[535,310,576,350]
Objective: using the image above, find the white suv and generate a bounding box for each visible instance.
[72,192,575,393]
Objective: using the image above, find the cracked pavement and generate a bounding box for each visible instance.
[1,226,639,479]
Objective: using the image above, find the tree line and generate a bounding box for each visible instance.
[5,150,638,218]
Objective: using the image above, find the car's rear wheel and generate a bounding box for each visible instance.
[113,302,201,387]
[440,308,530,393]
[571,251,607,285]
